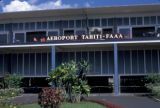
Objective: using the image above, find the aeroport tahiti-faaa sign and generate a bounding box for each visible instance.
[33,34,124,42]
[47,34,123,41]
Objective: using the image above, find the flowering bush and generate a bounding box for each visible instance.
[0,88,23,100]
[38,88,64,108]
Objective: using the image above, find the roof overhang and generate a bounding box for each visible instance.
[0,4,160,20]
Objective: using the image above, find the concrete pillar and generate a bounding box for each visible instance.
[114,44,119,96]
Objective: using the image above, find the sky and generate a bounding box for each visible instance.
[0,0,160,12]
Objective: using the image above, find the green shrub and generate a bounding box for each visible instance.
[4,74,22,88]
[145,74,160,98]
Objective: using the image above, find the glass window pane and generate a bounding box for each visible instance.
[42,53,47,75]
[0,34,7,44]
[30,22,35,30]
[19,23,24,30]
[15,33,25,43]
[75,30,86,35]
[0,24,4,31]
[5,24,10,31]
[150,16,156,24]
[0,54,3,75]
[62,20,68,28]
[138,50,145,74]
[144,16,150,25]
[88,19,94,27]
[54,21,61,28]
[30,53,35,76]
[89,52,94,74]
[69,52,75,61]
[18,54,23,75]
[131,17,136,25]
[64,30,74,35]
[152,50,158,73]
[118,51,124,74]
[48,21,54,29]
[25,23,29,30]
[11,54,17,74]
[48,31,58,36]
[95,51,101,74]
[102,18,107,26]
[69,20,74,28]
[119,28,131,39]
[37,22,41,29]
[132,50,138,74]
[116,18,123,26]
[146,50,152,74]
[82,19,86,27]
[108,51,114,74]
[123,17,129,25]
[12,23,18,31]
[24,53,30,76]
[158,16,160,24]
[102,51,108,74]
[36,53,41,76]
[137,17,143,25]
[108,18,114,26]
[124,51,131,74]
[95,19,100,27]
[42,22,47,29]
[76,20,81,28]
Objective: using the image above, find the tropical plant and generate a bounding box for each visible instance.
[48,60,91,103]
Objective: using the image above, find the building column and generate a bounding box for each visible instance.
[114,44,119,96]
[51,46,56,70]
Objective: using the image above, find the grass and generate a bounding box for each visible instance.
[0,102,105,108]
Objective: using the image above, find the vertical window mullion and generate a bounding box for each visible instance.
[107,51,110,75]
[130,50,132,74]
[101,50,103,75]
[35,53,36,76]
[22,53,24,76]
[17,53,18,75]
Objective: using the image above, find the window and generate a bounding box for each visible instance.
[14,33,25,43]
[12,23,19,31]
[144,17,150,25]
[118,27,131,39]
[55,21,61,28]
[90,28,102,35]
[48,31,59,36]
[0,34,8,44]
[25,23,29,30]
[5,24,10,31]
[95,19,100,27]
[26,31,46,42]
[158,16,160,24]
[102,18,107,27]
[123,17,129,25]
[42,22,47,29]
[64,30,74,35]
[30,22,35,30]
[62,20,68,28]
[76,20,81,28]
[88,19,94,27]
[0,24,4,31]
[116,18,123,26]
[150,16,156,24]
[102,28,113,34]
[69,20,74,28]
[19,23,24,30]
[137,17,143,25]
[48,21,54,29]
[75,30,86,35]
[132,27,155,38]
[82,19,87,27]
[108,18,114,26]
[131,17,136,25]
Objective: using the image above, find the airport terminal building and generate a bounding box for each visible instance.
[0,4,160,95]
